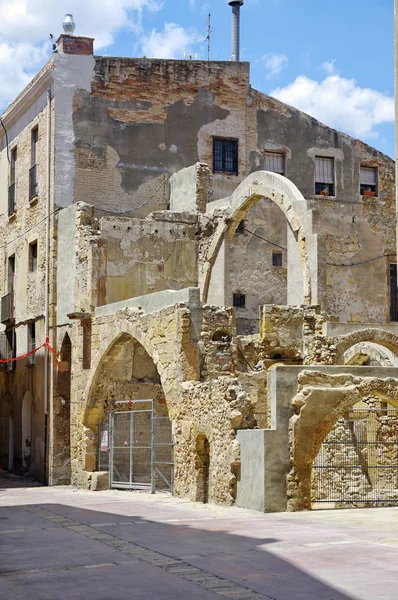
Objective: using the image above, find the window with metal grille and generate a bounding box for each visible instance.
[315,157,335,196]
[30,128,39,199]
[9,148,17,214]
[272,252,283,267]
[213,138,238,175]
[233,293,246,308]
[360,166,377,195]
[264,152,285,175]
[29,241,38,273]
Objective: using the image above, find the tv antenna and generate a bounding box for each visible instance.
[205,13,212,61]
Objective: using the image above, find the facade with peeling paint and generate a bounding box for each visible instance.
[0,31,397,511]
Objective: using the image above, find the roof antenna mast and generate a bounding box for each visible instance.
[206,13,212,61]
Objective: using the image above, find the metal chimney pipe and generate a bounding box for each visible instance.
[228,0,244,61]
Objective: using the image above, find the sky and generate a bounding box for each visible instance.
[0,0,395,157]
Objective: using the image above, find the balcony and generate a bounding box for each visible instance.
[8,183,15,215]
[29,164,38,199]
[1,292,14,324]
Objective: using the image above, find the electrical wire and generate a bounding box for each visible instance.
[242,226,288,251]
[0,118,10,163]
[326,253,396,267]
[237,346,255,371]
[0,206,61,251]
[241,225,396,267]
[94,176,169,215]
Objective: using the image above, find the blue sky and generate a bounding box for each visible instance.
[0,0,394,156]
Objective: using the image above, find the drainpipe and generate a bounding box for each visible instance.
[44,87,51,484]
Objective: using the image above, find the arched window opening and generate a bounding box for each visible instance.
[311,397,398,509]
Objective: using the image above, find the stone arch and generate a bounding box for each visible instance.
[203,171,313,305]
[334,329,398,364]
[21,391,33,474]
[84,319,172,430]
[81,319,174,480]
[344,342,398,366]
[290,372,398,510]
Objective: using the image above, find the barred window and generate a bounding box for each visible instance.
[264,152,285,175]
[213,138,239,175]
[233,293,246,308]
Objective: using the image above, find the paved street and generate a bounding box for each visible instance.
[1,472,398,600]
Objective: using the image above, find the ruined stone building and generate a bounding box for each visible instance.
[0,22,397,512]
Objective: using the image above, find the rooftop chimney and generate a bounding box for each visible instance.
[228,1,244,61]
[57,14,94,55]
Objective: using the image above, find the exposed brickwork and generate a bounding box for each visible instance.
[57,35,94,55]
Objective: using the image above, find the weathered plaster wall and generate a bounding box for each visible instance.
[228,198,287,334]
[251,90,396,323]
[96,212,198,306]
[72,58,250,215]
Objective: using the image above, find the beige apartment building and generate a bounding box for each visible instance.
[0,23,397,511]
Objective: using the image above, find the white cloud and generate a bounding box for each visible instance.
[260,53,288,79]
[0,1,161,47]
[140,23,203,59]
[0,0,161,110]
[320,59,336,75]
[0,42,49,107]
[271,74,394,140]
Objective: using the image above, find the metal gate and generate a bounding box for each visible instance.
[312,405,398,508]
[98,399,173,492]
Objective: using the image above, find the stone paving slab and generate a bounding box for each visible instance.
[1,477,398,599]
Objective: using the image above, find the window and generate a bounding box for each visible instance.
[272,252,283,267]
[29,241,38,273]
[8,255,15,294]
[30,128,38,199]
[315,157,335,196]
[9,148,17,214]
[27,323,36,366]
[233,293,246,308]
[213,138,239,175]
[264,152,285,175]
[360,166,377,196]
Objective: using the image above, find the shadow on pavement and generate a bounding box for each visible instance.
[0,500,357,600]
[0,470,42,490]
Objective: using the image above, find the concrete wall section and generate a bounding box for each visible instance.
[236,429,265,512]
[56,205,77,326]
[53,53,95,208]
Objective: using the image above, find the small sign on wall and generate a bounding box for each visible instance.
[100,430,109,452]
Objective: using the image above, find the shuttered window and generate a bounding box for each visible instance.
[315,157,335,196]
[360,166,377,195]
[264,152,285,175]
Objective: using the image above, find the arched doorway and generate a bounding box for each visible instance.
[85,333,173,492]
[53,333,72,485]
[312,396,398,508]
[21,391,33,474]
[203,171,315,312]
[0,393,13,472]
[195,434,210,503]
